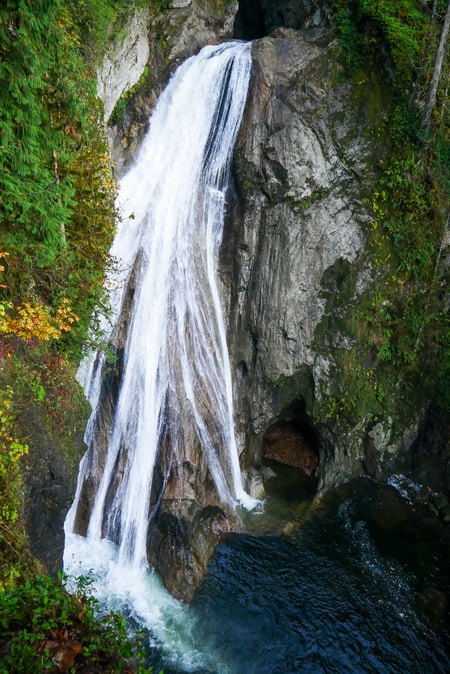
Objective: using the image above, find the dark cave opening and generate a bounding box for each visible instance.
[233,0,267,40]
[262,399,320,501]
[233,1,329,40]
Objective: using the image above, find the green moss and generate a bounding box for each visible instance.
[109,65,150,125]
[198,0,230,13]
[311,0,450,438]
[330,0,427,85]
[298,189,328,211]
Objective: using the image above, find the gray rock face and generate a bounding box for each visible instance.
[97,8,150,122]
[224,29,388,492]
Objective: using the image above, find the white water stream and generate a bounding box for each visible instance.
[64,41,253,670]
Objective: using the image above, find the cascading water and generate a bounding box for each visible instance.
[64,41,254,670]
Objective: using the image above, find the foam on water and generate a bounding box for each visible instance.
[64,533,230,673]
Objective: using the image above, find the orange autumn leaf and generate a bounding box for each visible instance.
[0,298,79,342]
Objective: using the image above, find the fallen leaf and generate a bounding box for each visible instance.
[53,641,83,672]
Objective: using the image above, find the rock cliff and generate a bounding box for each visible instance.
[228,27,450,497]
[228,28,381,494]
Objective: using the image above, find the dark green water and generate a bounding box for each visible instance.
[149,476,450,674]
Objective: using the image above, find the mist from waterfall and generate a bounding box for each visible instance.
[64,41,253,670]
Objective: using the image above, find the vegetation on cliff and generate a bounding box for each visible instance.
[0,0,155,670]
[318,0,450,443]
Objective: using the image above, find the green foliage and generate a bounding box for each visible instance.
[0,385,30,593]
[331,0,428,83]
[0,386,28,528]
[0,0,118,359]
[0,573,155,673]
[316,353,393,432]
[321,0,450,430]
[373,154,435,278]
[336,146,449,424]
[0,0,79,267]
[333,7,365,70]
[433,127,450,197]
[0,347,90,591]
[359,0,424,82]
[109,66,150,125]
[0,345,91,450]
[389,102,422,147]
[66,0,168,61]
[66,0,116,59]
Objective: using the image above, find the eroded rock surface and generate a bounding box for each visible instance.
[225,28,389,492]
[97,8,151,123]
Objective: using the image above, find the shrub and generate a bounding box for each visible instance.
[0,574,155,673]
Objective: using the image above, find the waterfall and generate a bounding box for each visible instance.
[65,41,254,578]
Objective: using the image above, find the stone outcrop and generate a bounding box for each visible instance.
[224,23,449,497]
[146,501,240,603]
[225,28,398,494]
[18,389,89,576]
[97,8,151,123]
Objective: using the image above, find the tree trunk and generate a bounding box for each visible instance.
[421,1,450,134]
[52,148,67,247]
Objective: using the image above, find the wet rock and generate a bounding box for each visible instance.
[233,0,331,39]
[260,465,277,482]
[71,349,126,538]
[427,493,450,523]
[146,501,241,602]
[19,404,87,575]
[243,466,267,499]
[282,521,295,536]
[439,503,450,522]
[395,404,450,494]
[417,587,448,626]
[263,421,318,477]
[433,494,449,510]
